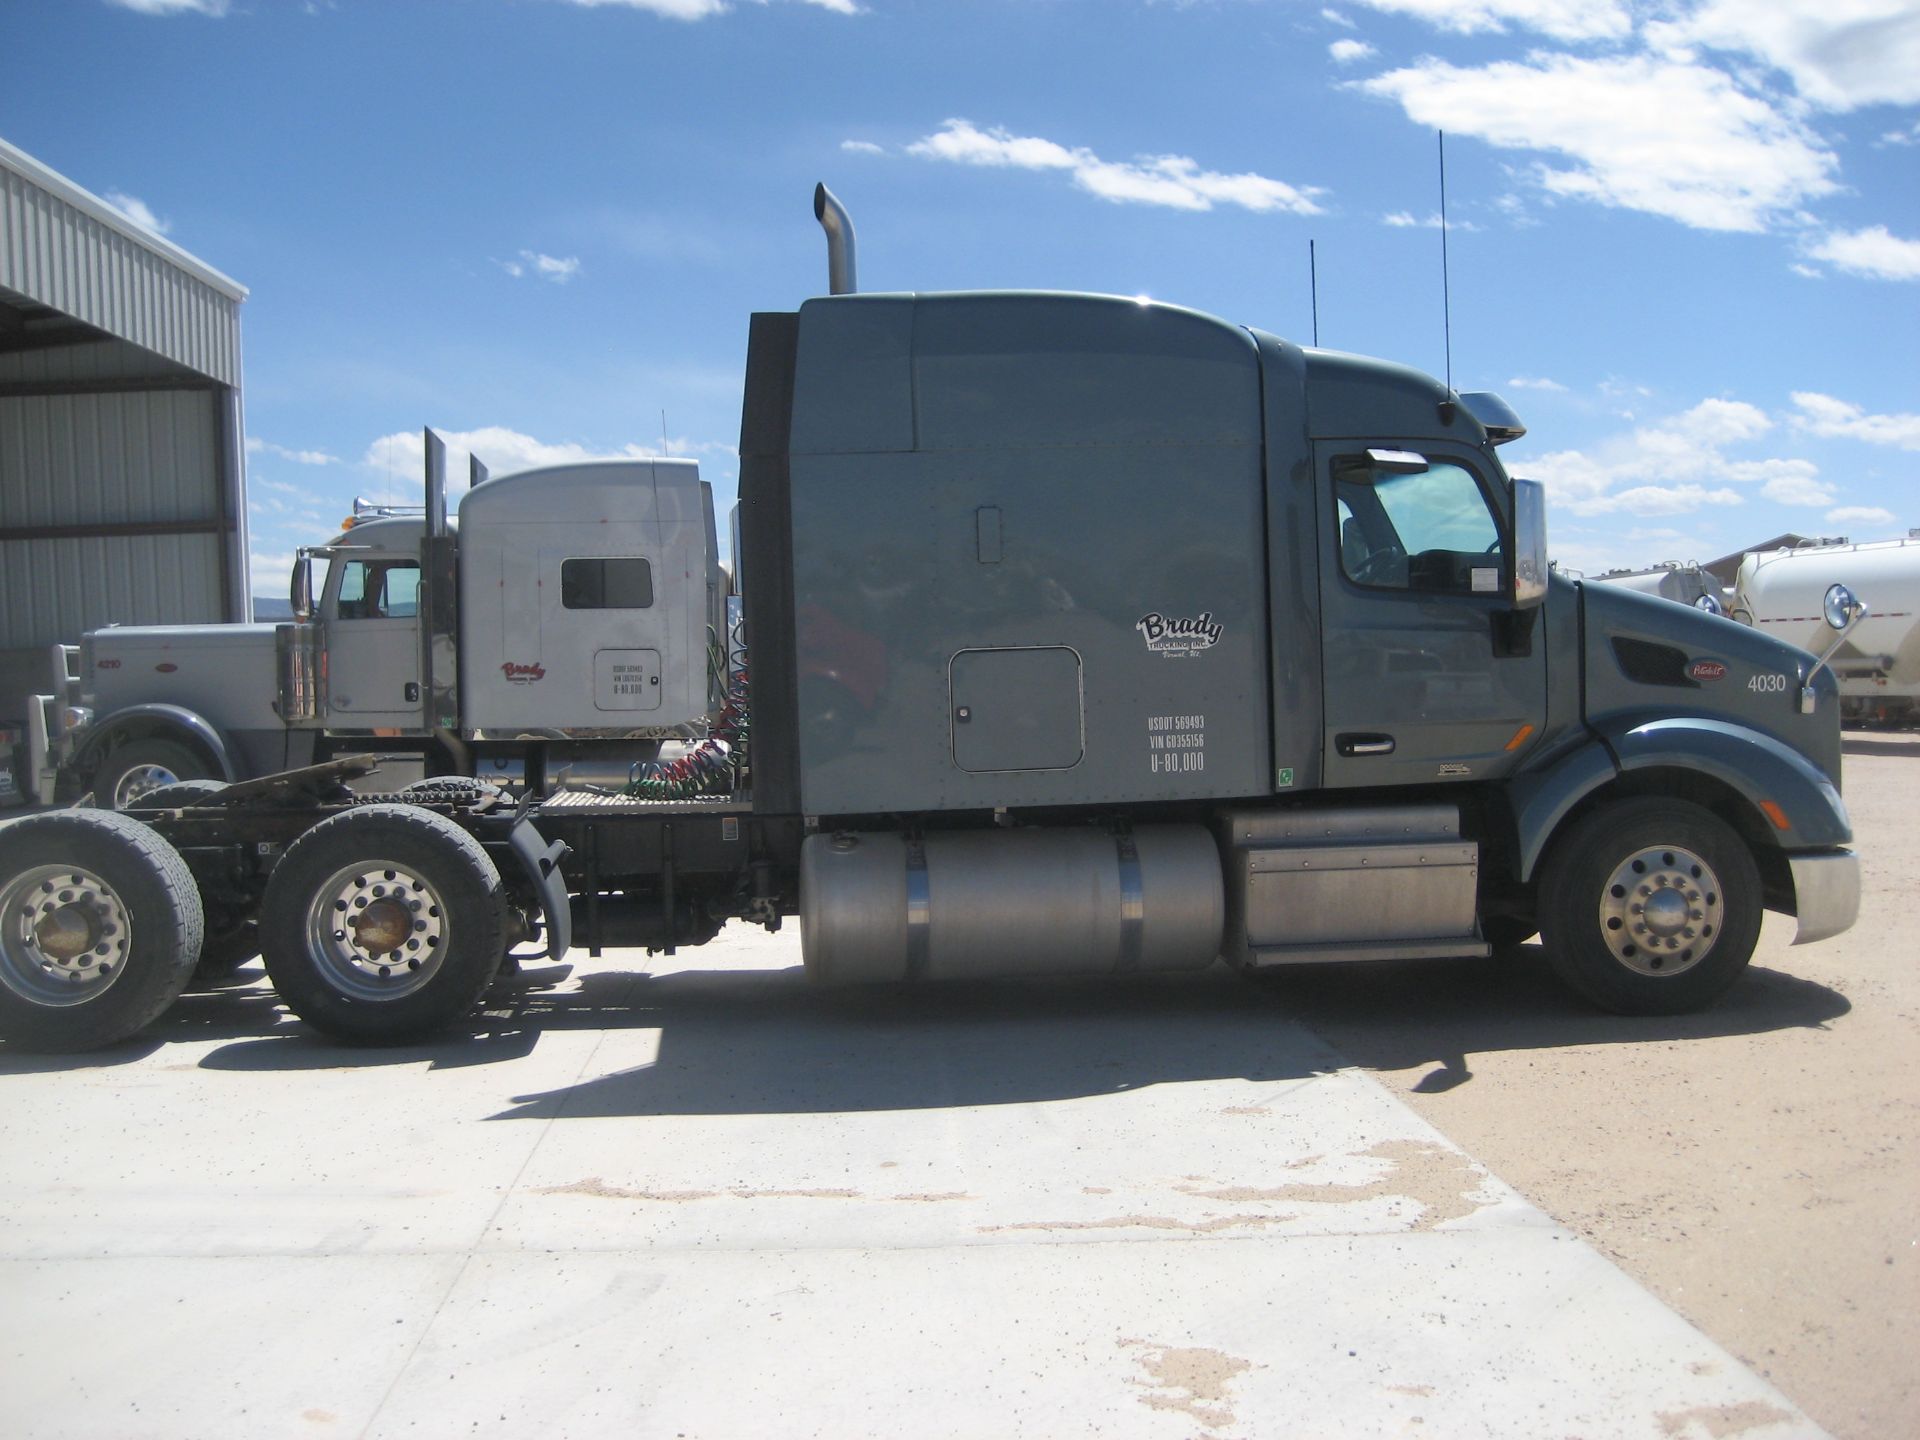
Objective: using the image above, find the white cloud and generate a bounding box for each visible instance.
[1882,120,1920,146]
[1792,392,1920,450]
[1382,210,1480,230]
[840,139,885,155]
[1322,8,1356,28]
[1760,475,1838,506]
[103,190,170,235]
[499,250,582,283]
[1806,226,1920,281]
[1330,39,1377,63]
[1357,53,1840,233]
[359,426,730,497]
[561,0,857,16]
[1521,397,1823,518]
[1646,0,1920,111]
[247,437,339,466]
[1826,506,1898,526]
[107,0,229,14]
[1344,0,1631,43]
[1507,375,1567,391]
[1790,262,1825,278]
[905,119,1324,215]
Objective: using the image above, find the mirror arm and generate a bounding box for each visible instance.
[1801,597,1868,714]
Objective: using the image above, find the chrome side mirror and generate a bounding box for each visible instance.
[1511,479,1549,609]
[290,553,314,622]
[1694,593,1725,617]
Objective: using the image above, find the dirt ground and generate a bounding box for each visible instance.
[1263,731,1920,1440]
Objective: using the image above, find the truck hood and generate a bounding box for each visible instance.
[88,624,281,648]
[1580,581,1844,786]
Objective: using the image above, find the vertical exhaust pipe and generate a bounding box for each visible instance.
[813,183,857,296]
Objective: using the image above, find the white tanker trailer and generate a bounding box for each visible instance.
[1734,537,1920,725]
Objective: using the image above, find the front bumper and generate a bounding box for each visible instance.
[1789,850,1861,946]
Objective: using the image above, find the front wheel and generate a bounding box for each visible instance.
[94,739,214,811]
[1539,798,1762,1015]
[259,804,508,1043]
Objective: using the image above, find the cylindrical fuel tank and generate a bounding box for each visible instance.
[800,825,1224,983]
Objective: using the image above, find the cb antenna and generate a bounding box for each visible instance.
[1438,130,1453,393]
[1309,238,1320,347]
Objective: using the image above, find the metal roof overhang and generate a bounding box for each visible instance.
[0,135,247,386]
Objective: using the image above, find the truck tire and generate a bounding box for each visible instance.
[259,803,508,1044]
[125,780,255,982]
[190,916,260,986]
[0,810,204,1051]
[1538,798,1762,1015]
[94,738,214,811]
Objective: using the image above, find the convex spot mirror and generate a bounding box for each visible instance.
[1823,582,1866,631]
[1694,593,1726,616]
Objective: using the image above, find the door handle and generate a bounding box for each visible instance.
[1337,733,1396,757]
[404,682,420,703]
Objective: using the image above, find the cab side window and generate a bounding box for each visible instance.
[335,560,421,620]
[1336,456,1502,596]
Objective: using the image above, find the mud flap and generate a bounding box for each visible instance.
[505,817,573,961]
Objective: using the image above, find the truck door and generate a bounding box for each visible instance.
[325,553,424,730]
[1315,441,1545,788]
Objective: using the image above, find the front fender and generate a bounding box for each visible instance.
[73,704,239,781]
[1503,718,1852,883]
[1603,716,1851,851]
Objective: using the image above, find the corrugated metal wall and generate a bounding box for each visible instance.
[0,142,249,673]
[0,147,243,387]
[0,387,224,647]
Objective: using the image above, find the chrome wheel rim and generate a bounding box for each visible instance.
[302,859,449,1002]
[113,763,182,809]
[1598,843,1723,977]
[0,864,133,1006]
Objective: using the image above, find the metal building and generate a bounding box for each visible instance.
[0,136,248,751]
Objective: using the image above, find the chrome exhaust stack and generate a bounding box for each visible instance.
[813,183,857,295]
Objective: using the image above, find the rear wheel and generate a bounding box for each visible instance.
[94,739,214,811]
[260,803,508,1043]
[0,810,203,1050]
[1539,798,1762,1014]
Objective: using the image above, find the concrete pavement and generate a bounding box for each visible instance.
[0,928,1822,1438]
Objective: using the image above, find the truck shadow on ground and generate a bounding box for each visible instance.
[1840,735,1920,758]
[111,949,1853,1117]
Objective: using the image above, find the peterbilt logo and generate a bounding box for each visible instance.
[1689,660,1727,682]
[501,661,547,684]
[1136,611,1223,657]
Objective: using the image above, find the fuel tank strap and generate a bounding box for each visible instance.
[1115,830,1145,973]
[903,834,931,980]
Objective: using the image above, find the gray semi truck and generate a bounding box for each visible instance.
[0,187,1865,1052]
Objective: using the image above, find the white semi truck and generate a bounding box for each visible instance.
[0,186,1869,1054]
[1734,538,1919,726]
[27,442,729,809]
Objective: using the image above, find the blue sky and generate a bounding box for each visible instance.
[4,0,1916,589]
